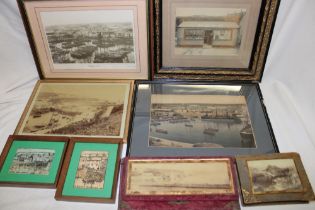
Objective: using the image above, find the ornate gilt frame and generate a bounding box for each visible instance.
[150,0,281,81]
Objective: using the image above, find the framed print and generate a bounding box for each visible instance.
[119,157,240,210]
[128,81,278,157]
[14,80,133,141]
[236,153,315,205]
[18,0,149,79]
[0,135,68,188]
[150,0,281,80]
[55,138,122,203]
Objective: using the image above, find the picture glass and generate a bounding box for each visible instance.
[41,10,136,70]
[149,94,255,148]
[247,159,303,194]
[126,159,234,195]
[17,82,130,138]
[62,142,118,198]
[0,140,65,184]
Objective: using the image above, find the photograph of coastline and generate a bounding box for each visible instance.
[149,94,255,148]
[41,10,136,69]
[248,159,303,194]
[175,7,247,56]
[18,82,129,137]
[74,151,108,189]
[9,148,55,175]
[126,159,233,195]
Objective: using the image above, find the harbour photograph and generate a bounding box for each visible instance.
[149,94,256,148]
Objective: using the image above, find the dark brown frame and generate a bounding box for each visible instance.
[150,0,281,81]
[55,137,123,203]
[0,135,69,188]
[236,153,315,205]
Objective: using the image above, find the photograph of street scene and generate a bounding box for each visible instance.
[74,151,108,189]
[9,148,55,175]
[149,94,255,148]
[41,10,135,69]
[20,83,129,137]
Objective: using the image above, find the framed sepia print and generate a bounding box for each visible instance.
[150,0,281,80]
[0,135,68,188]
[128,81,278,157]
[18,0,149,79]
[119,157,240,210]
[14,80,134,141]
[55,138,122,203]
[236,153,315,205]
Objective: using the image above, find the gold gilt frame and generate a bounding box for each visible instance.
[236,153,315,205]
[150,0,281,81]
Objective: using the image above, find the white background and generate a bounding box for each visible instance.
[0,0,315,209]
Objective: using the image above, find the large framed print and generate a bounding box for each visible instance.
[55,138,122,203]
[18,0,149,79]
[119,157,240,210]
[0,135,68,188]
[128,81,278,157]
[236,153,315,205]
[150,0,281,80]
[14,80,134,141]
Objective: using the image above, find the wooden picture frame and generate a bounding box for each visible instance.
[0,135,68,188]
[14,80,134,142]
[128,81,278,157]
[119,157,240,210]
[150,0,281,81]
[236,153,315,205]
[18,0,149,79]
[55,137,122,203]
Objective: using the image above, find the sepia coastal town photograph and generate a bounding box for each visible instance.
[41,10,136,69]
[18,82,129,138]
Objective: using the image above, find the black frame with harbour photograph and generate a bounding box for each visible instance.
[150,0,281,80]
[127,81,278,157]
[236,153,315,205]
[18,0,150,79]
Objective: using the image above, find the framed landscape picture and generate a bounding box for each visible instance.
[14,80,133,141]
[18,0,149,79]
[0,135,68,188]
[236,153,315,205]
[119,157,240,210]
[128,81,278,157]
[55,138,122,203]
[150,0,281,80]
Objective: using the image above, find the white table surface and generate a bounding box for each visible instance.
[0,0,315,209]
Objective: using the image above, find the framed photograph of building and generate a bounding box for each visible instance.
[150,0,281,80]
[14,80,134,142]
[18,0,149,79]
[236,153,315,205]
[55,138,122,203]
[119,157,240,210]
[0,135,68,188]
[128,81,278,157]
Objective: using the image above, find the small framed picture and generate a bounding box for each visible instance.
[128,81,278,157]
[119,157,240,209]
[236,153,315,205]
[14,80,134,142]
[55,138,122,203]
[0,135,68,188]
[150,0,280,80]
[18,0,149,79]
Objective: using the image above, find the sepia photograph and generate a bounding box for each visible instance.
[248,159,303,194]
[41,10,136,69]
[9,148,55,175]
[17,82,130,138]
[126,159,234,195]
[175,7,246,56]
[74,151,108,189]
[149,94,255,148]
